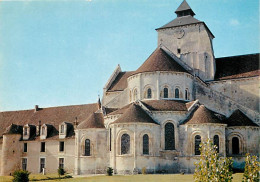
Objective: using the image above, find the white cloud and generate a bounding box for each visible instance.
[229,19,240,26]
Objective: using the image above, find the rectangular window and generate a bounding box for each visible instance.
[61,125,64,133]
[59,158,64,169]
[177,48,181,54]
[59,141,64,152]
[40,158,45,173]
[24,128,28,135]
[24,143,27,153]
[41,142,45,152]
[22,158,27,171]
[109,128,112,151]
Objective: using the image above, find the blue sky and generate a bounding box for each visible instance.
[0,0,259,111]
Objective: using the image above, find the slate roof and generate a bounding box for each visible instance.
[175,0,195,15]
[133,48,188,75]
[77,113,105,129]
[183,105,225,125]
[225,110,258,127]
[141,100,193,111]
[214,54,260,80]
[111,103,158,125]
[4,124,23,135]
[0,103,99,139]
[107,71,134,91]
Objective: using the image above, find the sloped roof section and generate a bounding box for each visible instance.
[157,15,201,30]
[4,123,23,135]
[141,100,191,111]
[133,48,188,75]
[215,54,260,80]
[107,104,131,116]
[77,113,105,129]
[175,0,195,16]
[0,103,99,139]
[226,110,258,127]
[183,105,224,125]
[107,71,134,91]
[111,103,158,125]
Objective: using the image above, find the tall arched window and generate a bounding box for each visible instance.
[165,123,175,150]
[163,88,168,98]
[213,135,219,153]
[129,90,132,102]
[85,139,90,156]
[147,88,152,99]
[133,89,138,101]
[232,137,239,155]
[175,88,179,98]
[121,134,130,155]
[185,89,188,100]
[143,134,149,155]
[195,135,201,155]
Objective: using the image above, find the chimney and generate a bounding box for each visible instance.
[98,96,101,109]
[37,120,41,136]
[35,105,39,112]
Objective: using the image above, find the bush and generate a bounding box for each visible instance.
[57,167,66,178]
[242,153,260,182]
[12,170,30,182]
[194,139,233,182]
[142,167,147,175]
[107,167,113,176]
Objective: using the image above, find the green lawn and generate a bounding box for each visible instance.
[0,173,244,182]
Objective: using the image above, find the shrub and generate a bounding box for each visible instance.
[12,170,30,182]
[57,167,66,178]
[242,153,260,182]
[142,167,147,175]
[194,139,233,182]
[107,167,113,176]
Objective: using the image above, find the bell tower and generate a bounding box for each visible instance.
[156,0,216,81]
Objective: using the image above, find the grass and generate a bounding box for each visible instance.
[0,173,244,182]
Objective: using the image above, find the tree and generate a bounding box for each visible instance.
[194,139,233,182]
[242,153,260,182]
[107,167,113,176]
[12,170,30,182]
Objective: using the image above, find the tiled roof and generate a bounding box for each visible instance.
[156,15,201,30]
[133,48,188,75]
[77,113,105,129]
[226,110,258,127]
[111,103,158,125]
[0,103,99,139]
[141,100,192,111]
[107,104,131,116]
[214,54,260,80]
[183,105,224,125]
[107,71,134,91]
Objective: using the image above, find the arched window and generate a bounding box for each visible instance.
[147,88,152,99]
[175,88,179,98]
[121,134,130,155]
[165,123,175,150]
[61,125,64,133]
[134,89,138,101]
[24,127,28,136]
[42,127,45,135]
[85,139,90,156]
[213,135,219,153]
[185,89,188,100]
[143,134,149,155]
[163,88,168,98]
[195,135,201,155]
[129,90,132,102]
[232,137,239,155]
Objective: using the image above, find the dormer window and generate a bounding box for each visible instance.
[40,124,51,140]
[59,122,73,139]
[24,128,28,136]
[61,125,64,134]
[23,124,36,140]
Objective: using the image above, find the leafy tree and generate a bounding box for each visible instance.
[242,153,260,182]
[194,139,233,182]
[12,170,30,182]
[107,167,113,176]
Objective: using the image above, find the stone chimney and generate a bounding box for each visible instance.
[35,105,39,112]
[74,117,78,129]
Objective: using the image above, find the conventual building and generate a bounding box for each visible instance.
[0,0,259,175]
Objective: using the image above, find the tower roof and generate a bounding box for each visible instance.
[175,0,195,17]
[132,48,188,75]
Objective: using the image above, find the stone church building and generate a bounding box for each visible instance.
[0,0,259,176]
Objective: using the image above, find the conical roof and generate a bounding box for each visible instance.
[226,110,258,127]
[77,113,105,129]
[184,105,224,125]
[175,0,195,16]
[133,48,188,75]
[111,103,158,125]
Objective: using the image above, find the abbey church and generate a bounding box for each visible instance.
[0,0,259,175]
